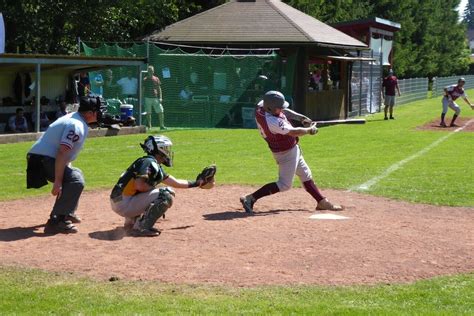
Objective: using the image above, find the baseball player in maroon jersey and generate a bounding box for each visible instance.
[382,69,401,120]
[441,78,474,127]
[240,91,343,214]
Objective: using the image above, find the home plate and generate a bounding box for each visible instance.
[309,213,349,220]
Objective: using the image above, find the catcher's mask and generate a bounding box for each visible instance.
[140,135,173,167]
[262,90,289,114]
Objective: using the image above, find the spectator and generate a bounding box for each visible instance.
[55,97,68,120]
[311,69,322,91]
[179,85,193,100]
[8,107,29,133]
[32,97,51,131]
[142,65,165,130]
[117,69,138,100]
[77,72,90,97]
[90,72,104,97]
[321,66,331,90]
[103,69,119,99]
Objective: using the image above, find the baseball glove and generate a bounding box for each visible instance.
[196,164,217,189]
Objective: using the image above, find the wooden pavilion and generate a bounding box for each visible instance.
[145,0,371,120]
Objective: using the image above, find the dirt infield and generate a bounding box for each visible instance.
[0,186,473,286]
[416,117,474,132]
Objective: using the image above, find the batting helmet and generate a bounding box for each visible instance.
[458,77,466,83]
[140,135,173,167]
[263,90,289,113]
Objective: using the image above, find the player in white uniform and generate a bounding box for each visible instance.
[240,91,343,214]
[441,78,474,127]
[26,97,101,234]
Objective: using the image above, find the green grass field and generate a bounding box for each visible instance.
[0,267,472,315]
[0,94,473,314]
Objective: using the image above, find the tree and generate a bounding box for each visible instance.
[463,0,474,29]
[284,0,372,23]
[285,0,470,77]
[0,0,214,54]
[0,0,470,77]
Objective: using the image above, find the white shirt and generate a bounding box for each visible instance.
[28,112,89,162]
[257,101,292,135]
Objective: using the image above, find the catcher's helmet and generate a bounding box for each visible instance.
[262,90,289,114]
[140,135,173,167]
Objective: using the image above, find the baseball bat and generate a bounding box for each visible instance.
[314,119,366,126]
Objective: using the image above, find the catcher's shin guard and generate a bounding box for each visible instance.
[135,187,175,231]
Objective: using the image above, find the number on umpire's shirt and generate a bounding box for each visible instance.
[66,130,80,142]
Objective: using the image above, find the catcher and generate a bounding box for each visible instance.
[110,135,216,237]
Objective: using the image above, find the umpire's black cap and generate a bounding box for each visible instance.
[78,96,100,112]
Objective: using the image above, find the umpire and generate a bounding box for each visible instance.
[26,96,100,234]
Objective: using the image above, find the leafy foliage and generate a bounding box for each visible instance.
[284,0,469,77]
[463,0,474,29]
[0,0,220,54]
[0,0,470,77]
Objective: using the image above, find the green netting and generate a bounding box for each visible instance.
[82,42,296,128]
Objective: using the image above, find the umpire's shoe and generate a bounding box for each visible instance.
[240,195,255,214]
[44,217,78,234]
[316,198,344,211]
[65,213,82,224]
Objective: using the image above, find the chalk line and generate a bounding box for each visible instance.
[349,119,473,192]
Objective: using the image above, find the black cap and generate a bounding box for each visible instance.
[78,96,100,112]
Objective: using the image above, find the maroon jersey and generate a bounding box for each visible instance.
[445,84,466,101]
[255,105,297,153]
[382,75,398,96]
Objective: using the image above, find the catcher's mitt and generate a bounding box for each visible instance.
[196,164,217,189]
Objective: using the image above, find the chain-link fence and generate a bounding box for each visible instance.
[350,51,383,117]
[396,78,429,105]
[432,75,474,97]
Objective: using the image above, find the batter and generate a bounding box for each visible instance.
[240,91,343,214]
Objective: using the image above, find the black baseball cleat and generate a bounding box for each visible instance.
[44,219,78,234]
[390,116,395,120]
[384,117,388,120]
[129,228,161,237]
[240,195,255,214]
